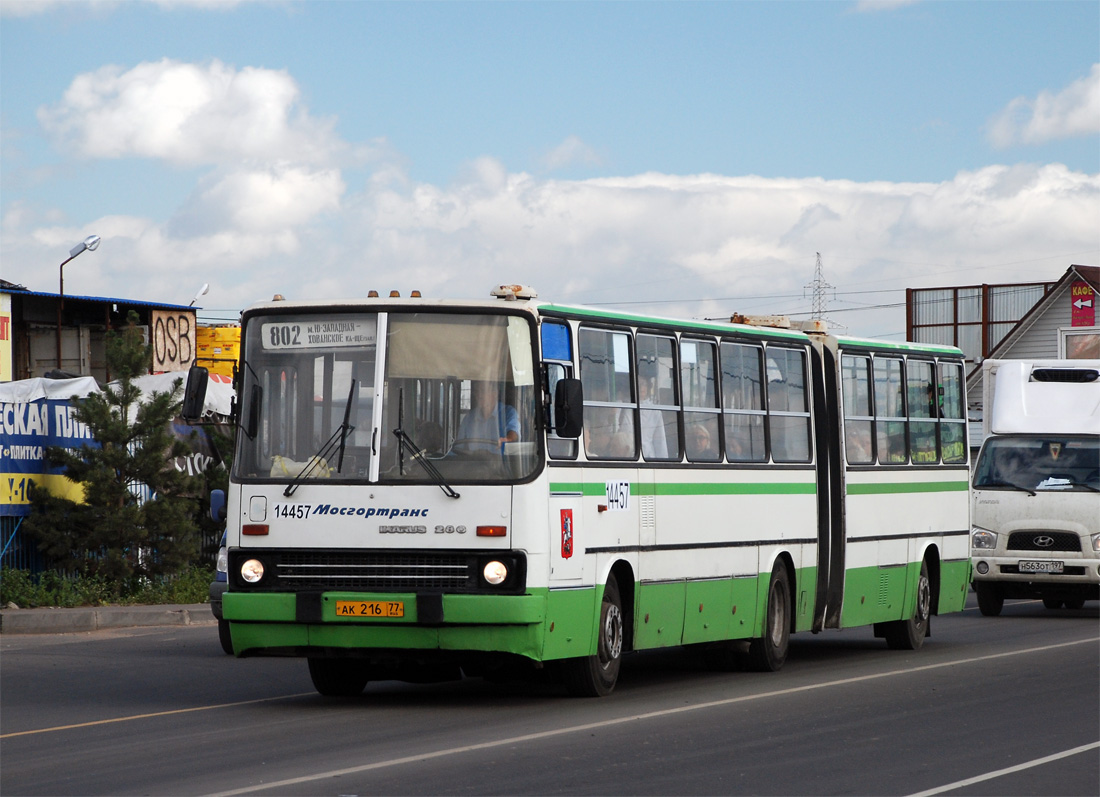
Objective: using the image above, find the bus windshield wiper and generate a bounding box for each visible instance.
[283,380,357,497]
[393,427,460,499]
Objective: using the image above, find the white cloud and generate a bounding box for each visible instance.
[1,0,255,18]
[541,136,602,172]
[170,164,345,235]
[4,164,1097,338]
[988,64,1100,148]
[38,59,342,166]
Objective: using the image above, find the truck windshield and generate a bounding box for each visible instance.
[973,436,1100,493]
[234,310,540,484]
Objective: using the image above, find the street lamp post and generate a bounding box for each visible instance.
[56,234,101,370]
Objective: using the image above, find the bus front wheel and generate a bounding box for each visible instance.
[308,657,369,697]
[561,575,624,697]
[748,562,791,672]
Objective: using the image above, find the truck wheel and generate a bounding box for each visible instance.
[975,582,1004,617]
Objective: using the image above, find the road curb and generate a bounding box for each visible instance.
[0,604,215,635]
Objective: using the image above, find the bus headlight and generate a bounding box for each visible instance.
[1091,533,1100,553]
[240,559,265,583]
[482,560,509,586]
[971,528,997,550]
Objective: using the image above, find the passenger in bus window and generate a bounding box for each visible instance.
[454,381,519,453]
[639,379,668,459]
[686,422,718,461]
[845,423,873,464]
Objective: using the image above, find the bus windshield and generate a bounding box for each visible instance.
[235,310,540,485]
[973,435,1100,493]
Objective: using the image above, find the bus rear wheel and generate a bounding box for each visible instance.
[562,575,623,697]
[748,562,791,672]
[975,582,1004,617]
[308,657,369,697]
[883,560,931,650]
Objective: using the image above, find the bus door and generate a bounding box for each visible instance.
[810,337,846,631]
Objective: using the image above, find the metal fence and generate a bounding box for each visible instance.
[1,515,219,575]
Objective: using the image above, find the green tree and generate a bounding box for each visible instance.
[25,312,201,595]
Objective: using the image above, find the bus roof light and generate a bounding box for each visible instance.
[390,290,400,298]
[411,290,422,298]
[491,284,538,301]
[367,290,379,298]
[730,313,791,329]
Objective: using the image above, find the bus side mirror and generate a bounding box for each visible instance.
[209,489,226,522]
[554,378,583,438]
[182,365,209,421]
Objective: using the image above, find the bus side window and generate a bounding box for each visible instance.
[579,327,636,460]
[938,361,967,464]
[681,338,721,463]
[841,353,874,465]
[907,360,938,463]
[767,346,811,463]
[637,333,680,461]
[721,341,767,462]
[873,356,907,463]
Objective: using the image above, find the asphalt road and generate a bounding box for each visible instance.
[2,594,1097,796]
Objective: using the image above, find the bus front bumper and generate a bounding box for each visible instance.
[222,590,548,658]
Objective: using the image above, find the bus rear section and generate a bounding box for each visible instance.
[970,360,1100,615]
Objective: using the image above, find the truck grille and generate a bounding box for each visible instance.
[1006,532,1081,553]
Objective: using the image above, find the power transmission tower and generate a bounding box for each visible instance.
[804,252,843,331]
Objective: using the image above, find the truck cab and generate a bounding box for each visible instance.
[970,360,1100,615]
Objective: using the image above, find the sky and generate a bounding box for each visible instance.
[2,0,1098,339]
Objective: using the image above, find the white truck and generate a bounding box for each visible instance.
[970,359,1100,615]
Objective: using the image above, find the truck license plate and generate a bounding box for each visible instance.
[1018,560,1064,574]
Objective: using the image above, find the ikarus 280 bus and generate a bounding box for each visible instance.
[183,284,972,697]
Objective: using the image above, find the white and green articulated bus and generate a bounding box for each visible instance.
[183,285,972,697]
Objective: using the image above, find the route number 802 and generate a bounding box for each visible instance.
[264,323,302,349]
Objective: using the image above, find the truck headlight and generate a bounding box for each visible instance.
[971,527,998,550]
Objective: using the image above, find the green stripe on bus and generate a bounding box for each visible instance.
[550,481,815,496]
[846,481,968,495]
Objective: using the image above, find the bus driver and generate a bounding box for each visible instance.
[454,380,520,453]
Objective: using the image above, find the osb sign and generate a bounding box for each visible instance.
[151,310,197,373]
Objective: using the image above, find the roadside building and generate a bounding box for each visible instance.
[907,264,1099,443]
[1,279,201,383]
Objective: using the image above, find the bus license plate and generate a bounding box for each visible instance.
[1018,560,1064,574]
[335,600,404,618]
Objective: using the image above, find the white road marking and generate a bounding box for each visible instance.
[908,740,1100,796]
